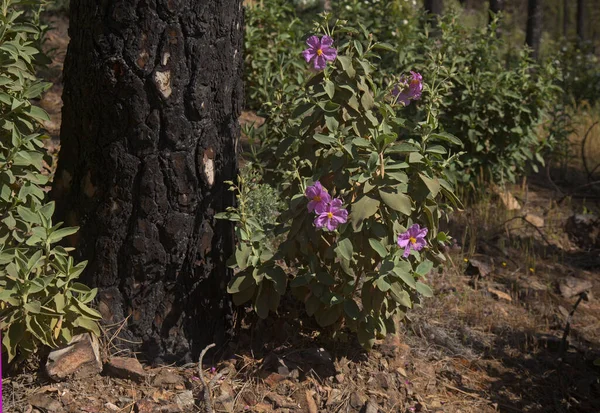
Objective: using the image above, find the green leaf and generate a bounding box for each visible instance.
[324,79,335,99]
[361,90,374,111]
[315,305,342,327]
[233,284,256,306]
[73,316,100,336]
[392,264,416,289]
[335,238,354,261]
[368,238,387,258]
[415,261,433,276]
[337,55,355,78]
[264,266,287,295]
[48,227,79,244]
[418,173,441,198]
[389,283,412,307]
[313,133,337,145]
[350,195,380,231]
[228,273,255,294]
[416,282,434,297]
[379,189,412,215]
[343,299,361,320]
[429,132,463,146]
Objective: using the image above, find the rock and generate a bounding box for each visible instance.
[263,372,287,388]
[153,370,184,388]
[559,276,593,298]
[259,353,300,380]
[105,357,146,382]
[160,405,183,413]
[488,287,512,302]
[496,188,521,210]
[174,391,195,410]
[566,214,600,249]
[28,393,64,412]
[524,213,544,228]
[105,402,120,411]
[45,333,102,381]
[465,258,492,278]
[350,392,367,410]
[335,373,345,383]
[364,400,379,413]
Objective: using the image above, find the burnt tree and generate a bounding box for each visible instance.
[526,0,543,60]
[424,0,444,16]
[52,0,243,363]
[577,0,585,45]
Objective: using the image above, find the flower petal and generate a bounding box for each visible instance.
[306,35,320,49]
[321,46,337,61]
[320,35,334,47]
[314,214,327,228]
[314,54,327,70]
[302,49,316,63]
[402,245,411,258]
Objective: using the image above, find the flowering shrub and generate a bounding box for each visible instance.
[0,0,100,363]
[392,13,560,185]
[220,19,461,348]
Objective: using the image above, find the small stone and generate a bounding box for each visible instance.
[335,373,345,383]
[46,333,102,381]
[524,213,544,228]
[263,372,287,388]
[105,402,120,411]
[153,370,184,388]
[487,287,512,302]
[465,258,492,278]
[559,276,593,299]
[306,390,318,413]
[105,357,146,382]
[28,393,64,412]
[496,188,521,210]
[174,390,194,409]
[350,392,367,409]
[364,400,379,413]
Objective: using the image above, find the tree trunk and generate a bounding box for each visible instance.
[563,0,569,38]
[424,0,444,16]
[52,0,243,363]
[525,0,543,60]
[577,0,585,44]
[488,0,503,31]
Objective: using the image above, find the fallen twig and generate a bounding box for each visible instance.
[199,343,216,413]
[560,293,586,361]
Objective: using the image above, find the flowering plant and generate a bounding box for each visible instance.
[220,18,461,348]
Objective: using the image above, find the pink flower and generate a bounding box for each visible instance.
[303,35,337,71]
[314,198,348,231]
[305,181,331,214]
[397,224,428,258]
[392,71,423,106]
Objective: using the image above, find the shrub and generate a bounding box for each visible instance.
[221,18,460,348]
[0,0,100,363]
[393,13,560,185]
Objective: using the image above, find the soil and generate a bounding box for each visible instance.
[2,12,600,413]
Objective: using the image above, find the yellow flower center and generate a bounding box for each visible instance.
[327,212,334,219]
[409,237,417,245]
[317,48,323,56]
[314,195,321,202]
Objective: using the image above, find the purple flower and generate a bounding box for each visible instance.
[392,71,423,106]
[305,181,331,214]
[314,198,348,231]
[303,35,337,71]
[397,224,428,258]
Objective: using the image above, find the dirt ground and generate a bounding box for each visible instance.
[2,12,600,413]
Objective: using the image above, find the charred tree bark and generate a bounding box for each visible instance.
[563,0,569,38]
[577,0,585,45]
[526,0,543,60]
[424,0,444,16]
[52,0,243,363]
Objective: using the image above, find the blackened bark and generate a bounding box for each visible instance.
[577,0,585,44]
[489,0,502,17]
[563,0,569,38]
[52,0,243,363]
[526,0,543,60]
[424,0,444,16]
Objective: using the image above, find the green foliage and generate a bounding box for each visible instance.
[0,0,100,362]
[393,14,560,184]
[244,0,306,111]
[552,41,600,105]
[224,18,460,349]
